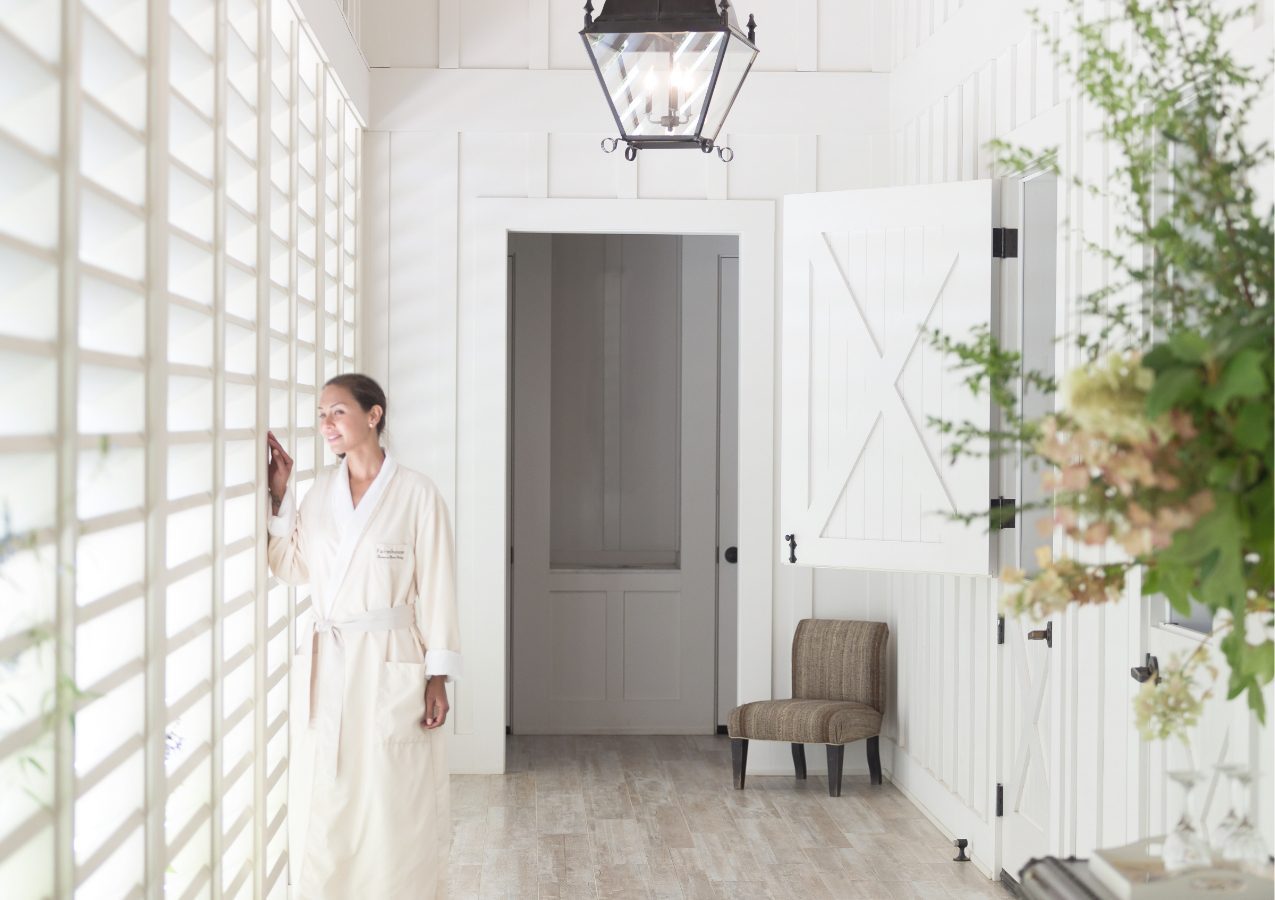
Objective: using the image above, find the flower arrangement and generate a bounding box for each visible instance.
[933,0,1273,741]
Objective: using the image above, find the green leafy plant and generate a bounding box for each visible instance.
[933,0,1273,740]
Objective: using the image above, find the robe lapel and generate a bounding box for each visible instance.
[322,453,398,616]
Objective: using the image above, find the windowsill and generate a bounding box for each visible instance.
[1152,620,1213,642]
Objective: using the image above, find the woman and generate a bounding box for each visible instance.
[266,373,460,900]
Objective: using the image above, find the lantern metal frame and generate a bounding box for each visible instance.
[581,0,758,161]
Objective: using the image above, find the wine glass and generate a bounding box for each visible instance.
[1163,770,1211,873]
[1211,762,1243,847]
[1220,768,1269,872]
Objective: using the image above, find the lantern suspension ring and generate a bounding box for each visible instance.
[581,0,759,162]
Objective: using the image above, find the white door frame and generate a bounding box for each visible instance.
[453,198,776,773]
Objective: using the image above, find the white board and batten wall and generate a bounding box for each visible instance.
[360,0,893,777]
[357,0,1274,883]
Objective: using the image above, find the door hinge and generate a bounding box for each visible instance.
[1131,653,1161,685]
[996,783,1004,817]
[1027,621,1053,648]
[997,615,1005,645]
[992,227,1019,258]
[990,497,1016,529]
[509,546,514,565]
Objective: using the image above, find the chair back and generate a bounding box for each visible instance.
[792,618,888,713]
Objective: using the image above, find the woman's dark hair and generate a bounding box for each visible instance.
[324,373,387,439]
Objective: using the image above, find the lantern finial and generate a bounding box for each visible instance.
[747,13,756,43]
[583,0,593,27]
[719,0,730,25]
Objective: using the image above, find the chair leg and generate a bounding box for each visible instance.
[731,739,749,790]
[866,735,882,785]
[791,743,807,780]
[826,744,845,797]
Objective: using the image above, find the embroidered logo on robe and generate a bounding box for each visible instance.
[376,543,407,560]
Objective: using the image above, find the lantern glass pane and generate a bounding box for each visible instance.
[586,30,725,139]
[699,34,756,142]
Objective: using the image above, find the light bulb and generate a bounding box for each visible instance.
[644,70,658,91]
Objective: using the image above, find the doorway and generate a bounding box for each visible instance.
[451,198,773,774]
[506,233,739,734]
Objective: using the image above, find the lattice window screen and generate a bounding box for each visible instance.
[0,0,361,896]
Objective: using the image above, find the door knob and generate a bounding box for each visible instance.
[1027,621,1053,648]
[724,546,737,564]
[1131,653,1160,684]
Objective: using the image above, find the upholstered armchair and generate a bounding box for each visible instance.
[727,618,888,797]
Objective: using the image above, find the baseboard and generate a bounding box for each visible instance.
[508,726,719,735]
[882,738,997,879]
[734,738,873,776]
[744,764,875,777]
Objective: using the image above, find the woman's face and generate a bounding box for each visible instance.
[318,384,379,456]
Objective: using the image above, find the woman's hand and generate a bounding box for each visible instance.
[266,431,293,508]
[421,676,449,729]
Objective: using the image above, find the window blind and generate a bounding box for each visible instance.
[0,0,361,896]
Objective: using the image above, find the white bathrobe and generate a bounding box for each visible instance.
[267,453,460,900]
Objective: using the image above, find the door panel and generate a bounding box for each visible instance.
[510,234,730,734]
[780,182,995,575]
[1001,172,1059,878]
[1002,617,1053,876]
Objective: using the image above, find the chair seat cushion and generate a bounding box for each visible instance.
[727,699,882,745]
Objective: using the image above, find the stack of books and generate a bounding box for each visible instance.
[1088,838,1273,899]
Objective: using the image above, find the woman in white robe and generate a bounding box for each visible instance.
[265,373,460,900]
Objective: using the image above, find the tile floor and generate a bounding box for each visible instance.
[446,735,1011,899]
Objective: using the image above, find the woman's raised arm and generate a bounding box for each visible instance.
[265,431,309,586]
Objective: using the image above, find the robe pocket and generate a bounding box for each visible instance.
[375,661,428,744]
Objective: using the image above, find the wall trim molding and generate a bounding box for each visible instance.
[451,198,776,774]
[294,0,371,120]
[369,69,890,135]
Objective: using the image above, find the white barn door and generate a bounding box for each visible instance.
[780,182,996,575]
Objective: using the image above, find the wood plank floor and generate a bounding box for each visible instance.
[447,735,1011,899]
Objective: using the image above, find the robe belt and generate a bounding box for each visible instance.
[304,604,419,778]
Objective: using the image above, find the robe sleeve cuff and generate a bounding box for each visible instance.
[424,649,463,682]
[267,487,295,538]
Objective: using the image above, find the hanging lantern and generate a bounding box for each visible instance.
[581,0,759,162]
